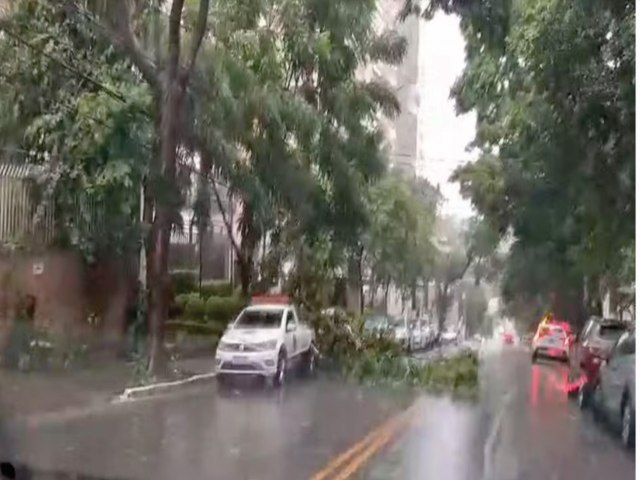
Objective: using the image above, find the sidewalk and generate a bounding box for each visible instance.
[0,355,216,419]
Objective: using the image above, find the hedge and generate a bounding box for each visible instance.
[199,281,234,298]
[171,293,246,323]
[170,271,234,299]
[205,295,245,322]
[166,320,225,337]
[184,295,207,319]
[170,270,198,295]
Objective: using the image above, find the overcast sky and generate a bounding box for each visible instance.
[417,12,476,219]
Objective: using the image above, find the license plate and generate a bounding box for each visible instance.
[232,355,249,364]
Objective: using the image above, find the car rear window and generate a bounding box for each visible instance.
[596,324,626,341]
[542,326,564,337]
[537,325,565,338]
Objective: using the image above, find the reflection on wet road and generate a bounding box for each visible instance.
[1,378,411,480]
[362,343,635,480]
[0,343,635,480]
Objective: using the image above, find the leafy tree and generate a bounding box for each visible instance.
[0,1,152,259]
[362,172,437,313]
[1,0,412,372]
[407,0,634,327]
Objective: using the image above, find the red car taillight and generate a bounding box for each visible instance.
[587,346,606,359]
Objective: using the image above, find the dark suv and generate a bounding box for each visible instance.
[568,316,628,405]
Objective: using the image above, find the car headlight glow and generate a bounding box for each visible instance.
[252,339,278,351]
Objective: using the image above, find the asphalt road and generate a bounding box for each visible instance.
[0,341,635,480]
[0,376,412,480]
[362,341,636,480]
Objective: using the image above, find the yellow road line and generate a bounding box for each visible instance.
[309,402,421,480]
[333,415,408,480]
[309,412,404,480]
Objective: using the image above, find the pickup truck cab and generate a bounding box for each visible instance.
[215,295,316,386]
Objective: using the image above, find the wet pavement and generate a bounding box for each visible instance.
[362,341,635,480]
[0,377,411,480]
[0,341,635,479]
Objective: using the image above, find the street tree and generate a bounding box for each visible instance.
[406,0,634,326]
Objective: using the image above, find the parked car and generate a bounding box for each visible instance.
[422,323,437,349]
[363,314,393,337]
[568,317,628,403]
[215,295,316,387]
[410,320,428,350]
[408,320,421,350]
[590,330,635,448]
[441,329,458,344]
[531,321,571,363]
[392,317,413,351]
[502,332,514,345]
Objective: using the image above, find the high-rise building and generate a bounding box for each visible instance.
[355,3,423,315]
[370,0,422,177]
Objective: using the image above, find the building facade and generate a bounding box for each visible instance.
[369,0,422,177]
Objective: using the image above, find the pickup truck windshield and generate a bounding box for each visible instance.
[234,309,284,329]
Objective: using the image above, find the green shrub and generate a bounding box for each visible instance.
[166,320,222,337]
[172,332,220,354]
[2,323,91,372]
[184,295,206,319]
[174,293,191,311]
[205,295,245,323]
[170,270,198,295]
[199,281,234,298]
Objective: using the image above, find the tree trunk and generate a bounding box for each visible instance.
[198,225,204,291]
[423,280,429,311]
[384,277,391,314]
[346,253,361,314]
[357,245,365,314]
[238,257,252,297]
[411,280,417,312]
[147,81,183,375]
[368,277,377,307]
[436,282,449,333]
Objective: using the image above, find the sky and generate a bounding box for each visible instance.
[417,12,477,219]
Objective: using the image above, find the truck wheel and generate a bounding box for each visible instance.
[301,345,317,378]
[273,350,287,388]
[531,350,537,363]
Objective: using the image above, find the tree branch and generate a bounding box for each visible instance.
[210,171,244,267]
[72,1,159,91]
[185,137,244,266]
[182,0,210,83]
[167,0,185,77]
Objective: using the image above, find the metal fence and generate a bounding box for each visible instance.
[0,163,54,247]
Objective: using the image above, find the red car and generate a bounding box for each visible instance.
[502,332,514,345]
[568,316,629,406]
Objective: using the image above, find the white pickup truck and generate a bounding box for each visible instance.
[214,295,316,386]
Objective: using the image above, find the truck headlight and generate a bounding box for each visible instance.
[252,339,278,351]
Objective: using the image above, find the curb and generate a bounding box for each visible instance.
[117,372,218,401]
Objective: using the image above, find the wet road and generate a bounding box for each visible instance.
[1,377,412,480]
[0,342,635,479]
[362,341,635,480]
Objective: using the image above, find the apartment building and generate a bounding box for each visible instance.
[366,0,422,178]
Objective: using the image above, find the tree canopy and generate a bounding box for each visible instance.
[0,0,442,370]
[407,0,635,324]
